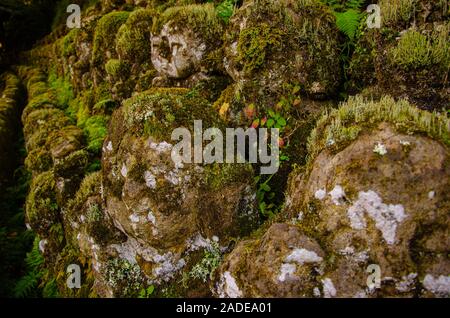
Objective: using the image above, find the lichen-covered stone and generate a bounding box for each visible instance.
[151,4,224,86]
[100,88,260,287]
[223,0,341,99]
[283,96,450,297]
[214,223,325,297]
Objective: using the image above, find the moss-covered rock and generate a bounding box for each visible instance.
[26,171,60,235]
[282,96,450,297]
[151,3,224,85]
[214,222,325,297]
[223,0,341,99]
[348,1,449,110]
[100,88,260,289]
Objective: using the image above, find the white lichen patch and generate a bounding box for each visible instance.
[147,211,156,225]
[313,287,321,297]
[217,271,243,298]
[121,163,128,178]
[322,278,337,298]
[149,141,172,153]
[396,273,417,293]
[129,213,140,223]
[400,140,410,147]
[144,171,157,189]
[106,141,113,152]
[285,248,323,265]
[339,246,369,263]
[39,239,48,253]
[278,263,297,282]
[373,142,387,156]
[314,189,327,200]
[165,170,180,185]
[347,190,407,245]
[329,185,345,205]
[422,274,450,297]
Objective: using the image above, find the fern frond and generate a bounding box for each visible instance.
[335,9,361,39]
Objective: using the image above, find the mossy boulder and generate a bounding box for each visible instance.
[101,88,260,285]
[214,223,325,297]
[223,0,341,99]
[151,4,224,85]
[283,96,450,297]
[348,1,449,110]
[26,171,60,236]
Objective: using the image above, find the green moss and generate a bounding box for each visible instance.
[306,95,450,169]
[153,3,223,42]
[116,9,155,63]
[92,99,118,115]
[25,148,52,173]
[60,28,79,57]
[26,171,59,234]
[237,23,284,74]
[54,150,89,177]
[204,163,254,191]
[48,71,74,109]
[92,11,130,65]
[67,172,101,212]
[105,59,129,78]
[379,0,416,25]
[389,25,450,72]
[83,115,109,154]
[123,87,222,141]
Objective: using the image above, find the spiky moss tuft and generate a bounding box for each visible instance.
[306,95,450,169]
[116,9,155,63]
[26,170,59,235]
[388,24,450,73]
[92,11,130,66]
[67,171,101,212]
[153,3,224,43]
[379,0,417,25]
[122,87,223,141]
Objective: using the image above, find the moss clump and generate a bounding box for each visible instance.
[92,11,130,65]
[54,150,89,178]
[237,23,283,74]
[153,3,224,43]
[116,9,155,63]
[47,71,74,109]
[389,25,450,72]
[105,59,129,78]
[379,0,416,25]
[60,28,79,58]
[26,171,59,234]
[122,88,223,141]
[83,115,109,154]
[306,95,450,167]
[25,148,52,173]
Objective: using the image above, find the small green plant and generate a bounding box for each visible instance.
[255,174,277,218]
[189,241,222,283]
[321,0,365,39]
[138,285,155,298]
[13,237,45,298]
[214,0,237,23]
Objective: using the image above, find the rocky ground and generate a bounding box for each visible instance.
[0,0,448,298]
